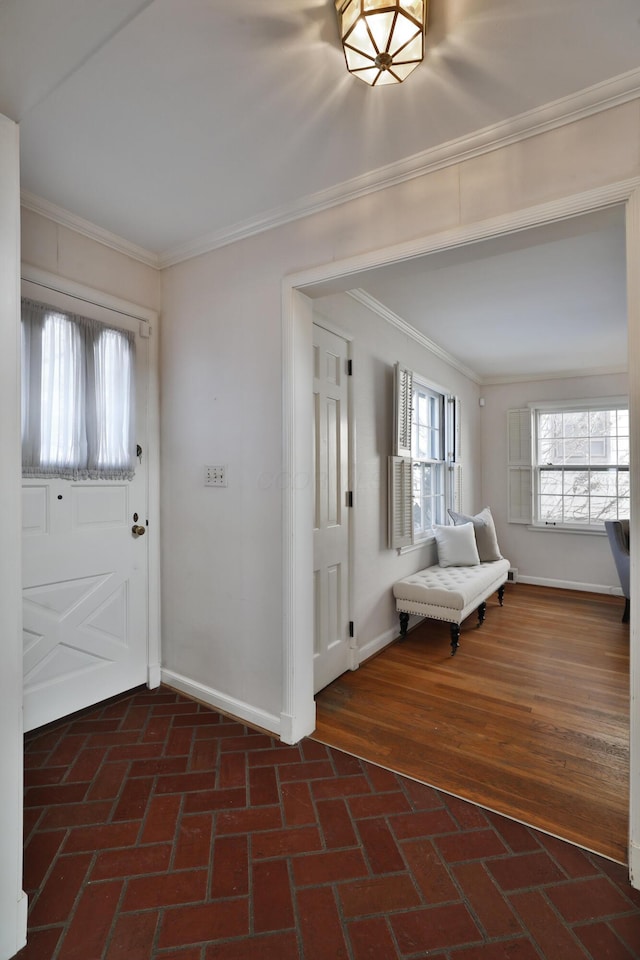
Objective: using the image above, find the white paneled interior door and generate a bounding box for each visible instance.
[313,322,351,694]
[22,285,150,731]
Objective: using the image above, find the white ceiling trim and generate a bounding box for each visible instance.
[347,289,482,384]
[20,190,160,269]
[19,68,640,271]
[159,66,640,268]
[481,365,629,386]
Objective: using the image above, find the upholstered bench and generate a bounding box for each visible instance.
[393,558,510,655]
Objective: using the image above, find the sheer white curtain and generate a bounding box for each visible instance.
[21,298,136,480]
[90,326,134,474]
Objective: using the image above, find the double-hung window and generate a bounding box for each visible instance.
[21,298,136,480]
[389,364,460,548]
[508,398,629,529]
[411,382,446,540]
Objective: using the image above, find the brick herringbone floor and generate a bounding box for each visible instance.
[17,687,640,959]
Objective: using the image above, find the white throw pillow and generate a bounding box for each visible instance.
[433,522,480,567]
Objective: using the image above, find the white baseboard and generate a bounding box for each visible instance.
[357,616,421,665]
[161,668,281,738]
[517,575,623,596]
[357,625,397,664]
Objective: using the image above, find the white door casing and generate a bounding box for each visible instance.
[0,111,27,960]
[21,279,151,732]
[313,322,351,694]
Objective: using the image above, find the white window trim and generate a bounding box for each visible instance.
[525,524,608,536]
[389,363,460,550]
[411,377,446,543]
[511,396,629,533]
[527,396,628,412]
[21,298,137,481]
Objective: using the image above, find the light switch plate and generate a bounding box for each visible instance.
[205,465,227,487]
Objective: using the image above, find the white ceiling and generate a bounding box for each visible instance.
[0,0,637,378]
[311,206,628,382]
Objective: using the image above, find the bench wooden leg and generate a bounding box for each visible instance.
[450,623,460,656]
[498,584,505,606]
[477,601,486,626]
[399,611,410,640]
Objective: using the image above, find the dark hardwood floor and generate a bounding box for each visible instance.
[313,583,630,863]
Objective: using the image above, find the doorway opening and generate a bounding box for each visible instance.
[281,181,640,880]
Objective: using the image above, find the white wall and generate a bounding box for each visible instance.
[160,99,640,734]
[159,242,289,729]
[482,373,629,591]
[21,207,161,311]
[312,293,481,659]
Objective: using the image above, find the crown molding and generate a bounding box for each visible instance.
[20,190,160,269]
[347,288,482,384]
[19,68,640,271]
[481,365,628,386]
[159,66,640,267]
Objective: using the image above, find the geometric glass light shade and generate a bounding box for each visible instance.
[334,0,427,86]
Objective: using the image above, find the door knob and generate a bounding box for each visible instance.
[132,524,146,536]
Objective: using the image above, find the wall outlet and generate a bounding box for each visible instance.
[205,465,227,487]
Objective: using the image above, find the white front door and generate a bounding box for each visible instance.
[21,284,150,731]
[313,322,351,694]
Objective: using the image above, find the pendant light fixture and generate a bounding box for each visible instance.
[335,1,427,86]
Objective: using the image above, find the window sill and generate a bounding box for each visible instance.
[397,536,436,556]
[527,524,607,536]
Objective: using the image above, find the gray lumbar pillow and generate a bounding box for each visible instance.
[448,506,502,562]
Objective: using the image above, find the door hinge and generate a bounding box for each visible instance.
[346,491,353,507]
[349,621,354,638]
[347,359,353,376]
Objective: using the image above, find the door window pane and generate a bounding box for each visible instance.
[22,298,135,480]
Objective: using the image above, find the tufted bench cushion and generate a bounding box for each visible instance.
[393,557,510,654]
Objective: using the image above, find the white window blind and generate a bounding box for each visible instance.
[21,298,136,480]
